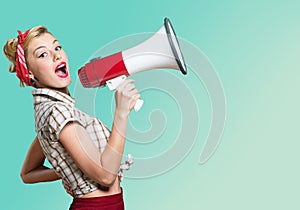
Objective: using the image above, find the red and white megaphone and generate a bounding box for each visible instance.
[78,18,187,111]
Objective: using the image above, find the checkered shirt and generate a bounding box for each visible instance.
[32,88,111,197]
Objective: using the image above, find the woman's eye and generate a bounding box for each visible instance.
[38,52,47,58]
[55,46,62,51]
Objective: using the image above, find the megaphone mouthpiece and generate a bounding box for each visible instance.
[78,52,130,88]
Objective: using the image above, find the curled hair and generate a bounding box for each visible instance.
[3,26,50,86]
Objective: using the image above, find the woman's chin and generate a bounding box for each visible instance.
[55,78,72,88]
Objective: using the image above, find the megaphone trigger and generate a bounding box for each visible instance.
[134,99,144,112]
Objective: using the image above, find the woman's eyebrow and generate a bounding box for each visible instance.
[33,45,46,54]
[33,39,59,54]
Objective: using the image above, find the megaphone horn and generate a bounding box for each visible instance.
[78,17,187,111]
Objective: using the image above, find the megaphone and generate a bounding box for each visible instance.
[78,17,187,111]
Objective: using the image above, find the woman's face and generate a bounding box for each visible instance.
[26,33,71,91]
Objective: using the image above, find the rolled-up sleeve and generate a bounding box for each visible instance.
[48,102,84,141]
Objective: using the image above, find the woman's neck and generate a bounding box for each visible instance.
[36,86,70,96]
[54,87,70,96]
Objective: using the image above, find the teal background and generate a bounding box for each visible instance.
[1,0,299,209]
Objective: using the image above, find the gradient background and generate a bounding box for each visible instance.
[1,0,299,209]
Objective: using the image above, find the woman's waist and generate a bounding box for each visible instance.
[80,182,121,198]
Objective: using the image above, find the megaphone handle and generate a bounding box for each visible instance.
[134,99,144,112]
[106,76,144,112]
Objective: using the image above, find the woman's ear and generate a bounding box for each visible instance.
[28,71,34,79]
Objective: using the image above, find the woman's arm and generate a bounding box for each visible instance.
[59,79,139,187]
[20,136,60,184]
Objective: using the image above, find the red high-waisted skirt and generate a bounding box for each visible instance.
[69,190,124,210]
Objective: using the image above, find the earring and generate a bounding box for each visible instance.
[30,78,35,84]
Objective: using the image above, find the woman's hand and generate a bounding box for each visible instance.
[114,79,140,117]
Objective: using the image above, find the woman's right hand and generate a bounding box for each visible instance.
[114,79,140,117]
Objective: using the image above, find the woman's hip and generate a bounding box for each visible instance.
[69,189,124,210]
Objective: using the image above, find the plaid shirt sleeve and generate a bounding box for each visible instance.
[48,102,84,141]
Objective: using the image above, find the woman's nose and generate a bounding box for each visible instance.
[53,51,62,60]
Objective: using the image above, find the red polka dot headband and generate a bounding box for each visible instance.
[16,29,35,87]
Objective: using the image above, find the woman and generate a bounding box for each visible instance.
[3,26,139,210]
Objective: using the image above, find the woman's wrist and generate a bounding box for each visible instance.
[112,109,129,139]
[114,108,130,120]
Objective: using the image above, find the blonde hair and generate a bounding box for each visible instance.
[3,25,50,87]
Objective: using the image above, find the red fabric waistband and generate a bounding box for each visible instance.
[69,190,124,210]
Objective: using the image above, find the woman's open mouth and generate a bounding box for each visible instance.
[55,62,68,78]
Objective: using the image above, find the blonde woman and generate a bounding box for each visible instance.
[4,26,139,210]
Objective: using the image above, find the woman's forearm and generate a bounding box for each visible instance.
[21,166,60,184]
[100,110,128,175]
[100,79,138,176]
[21,137,60,184]
[72,111,128,177]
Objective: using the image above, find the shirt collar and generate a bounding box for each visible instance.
[32,88,75,106]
